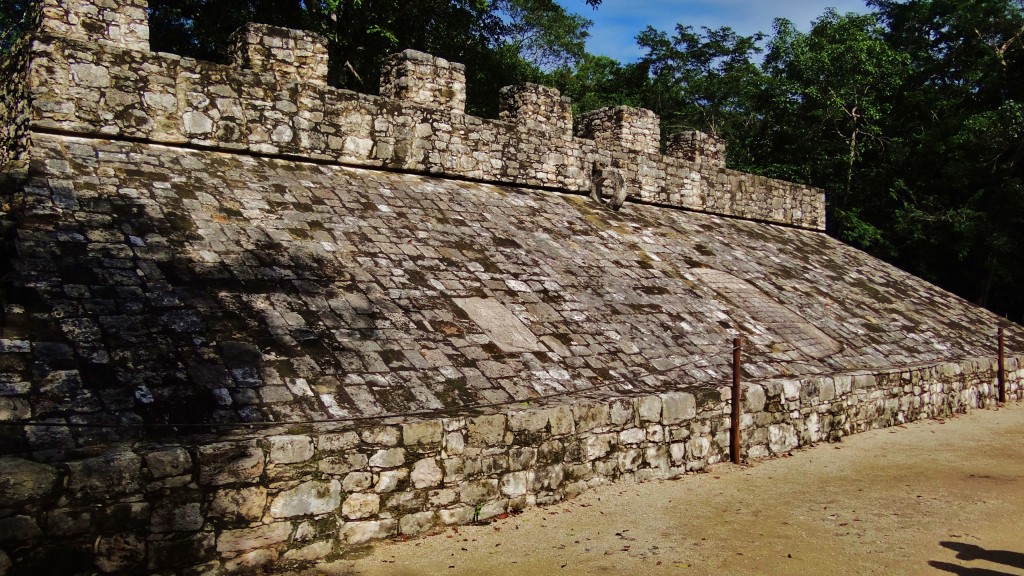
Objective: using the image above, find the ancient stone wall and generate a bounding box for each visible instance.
[2,357,1020,574]
[0,36,32,174]
[17,1,826,230]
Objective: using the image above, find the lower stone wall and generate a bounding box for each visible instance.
[1,356,1020,575]
[0,36,31,174]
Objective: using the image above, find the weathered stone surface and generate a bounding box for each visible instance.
[398,511,436,536]
[467,415,507,446]
[342,493,380,520]
[410,458,444,489]
[269,480,342,518]
[0,516,41,542]
[267,435,314,465]
[224,548,278,573]
[67,451,141,498]
[0,458,58,506]
[402,421,443,446]
[151,501,203,532]
[282,540,333,562]
[661,392,697,424]
[341,520,396,544]
[769,424,799,454]
[199,441,265,486]
[369,448,406,468]
[453,298,542,353]
[95,534,145,573]
[217,523,293,553]
[144,447,192,480]
[210,486,267,523]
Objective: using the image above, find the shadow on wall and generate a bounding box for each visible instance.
[928,541,1024,575]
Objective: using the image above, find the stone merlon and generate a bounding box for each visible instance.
[9,0,826,230]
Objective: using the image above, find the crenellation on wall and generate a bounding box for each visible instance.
[14,1,826,229]
[666,130,727,168]
[575,105,661,157]
[380,49,467,114]
[38,0,149,51]
[230,23,329,85]
[498,83,573,139]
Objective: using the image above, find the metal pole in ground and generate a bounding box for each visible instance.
[732,337,742,465]
[998,325,1006,404]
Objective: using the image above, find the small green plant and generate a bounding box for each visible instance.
[472,503,483,523]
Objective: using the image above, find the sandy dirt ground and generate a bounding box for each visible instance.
[299,404,1024,576]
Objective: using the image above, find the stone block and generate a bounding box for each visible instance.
[317,431,361,452]
[547,405,575,435]
[0,457,58,507]
[210,486,268,524]
[618,427,645,445]
[638,396,662,422]
[217,522,292,553]
[151,501,203,533]
[362,426,402,446]
[269,480,342,518]
[500,471,531,498]
[411,457,444,489]
[572,402,610,432]
[0,515,41,543]
[467,414,507,446]
[67,450,141,499]
[282,541,334,563]
[147,532,216,571]
[459,479,499,505]
[402,420,443,446]
[745,384,766,412]
[341,520,396,544]
[144,447,192,480]
[609,398,635,426]
[199,441,265,486]
[342,493,380,520]
[661,392,696,424]
[46,508,91,536]
[95,534,145,573]
[224,549,278,573]
[375,469,409,493]
[399,511,436,536]
[508,409,549,433]
[343,471,373,492]
[369,447,406,468]
[768,424,799,454]
[267,435,314,464]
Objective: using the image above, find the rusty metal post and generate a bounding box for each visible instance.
[731,337,742,465]
[998,325,1006,403]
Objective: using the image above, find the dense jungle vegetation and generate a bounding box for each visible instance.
[2,0,1023,321]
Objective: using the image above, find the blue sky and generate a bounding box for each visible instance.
[555,0,871,62]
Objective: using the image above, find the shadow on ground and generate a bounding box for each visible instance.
[929,541,1024,575]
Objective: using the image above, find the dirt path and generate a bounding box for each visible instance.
[303,404,1024,576]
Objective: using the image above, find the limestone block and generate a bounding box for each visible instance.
[0,458,58,507]
[151,501,203,533]
[95,534,145,573]
[439,506,474,525]
[67,450,141,498]
[146,532,216,571]
[402,420,443,446]
[224,549,278,573]
[745,384,766,412]
[343,472,373,492]
[546,405,575,435]
[500,471,532,498]
[282,541,333,562]
[687,436,711,459]
[609,398,635,426]
[341,520,396,544]
[267,435,314,464]
[144,447,192,479]
[45,508,91,536]
[618,428,645,445]
[399,511,436,536]
[572,402,610,432]
[269,480,342,519]
[342,493,380,520]
[617,448,643,472]
[584,433,615,461]
[459,479,499,505]
[317,431,361,452]
[768,424,799,454]
[375,469,409,493]
[410,457,444,489]
[508,409,549,433]
[660,392,696,424]
[210,486,267,523]
[0,516,41,543]
[362,426,401,446]
[369,447,406,468]
[199,441,265,485]
[217,522,293,553]
[467,414,507,446]
[638,396,663,422]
